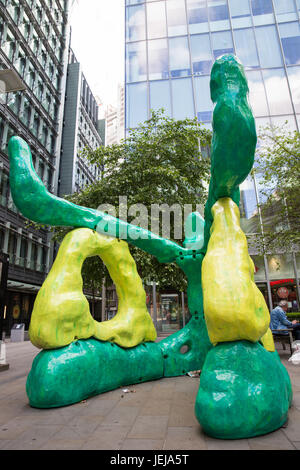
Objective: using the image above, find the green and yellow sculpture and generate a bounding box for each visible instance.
[8,55,292,439]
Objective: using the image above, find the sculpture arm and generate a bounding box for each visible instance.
[8,136,193,263]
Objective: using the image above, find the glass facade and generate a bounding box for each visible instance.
[125,0,300,313]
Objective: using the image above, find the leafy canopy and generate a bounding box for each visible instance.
[255,124,300,253]
[56,109,212,291]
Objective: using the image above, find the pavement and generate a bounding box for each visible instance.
[0,337,299,451]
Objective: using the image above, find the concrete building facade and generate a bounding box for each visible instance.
[59,48,102,196]
[0,0,71,333]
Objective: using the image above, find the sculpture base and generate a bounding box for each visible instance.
[195,340,292,439]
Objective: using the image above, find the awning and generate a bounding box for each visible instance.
[7,280,101,300]
[270,279,296,286]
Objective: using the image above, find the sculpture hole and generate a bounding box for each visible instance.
[180,345,190,354]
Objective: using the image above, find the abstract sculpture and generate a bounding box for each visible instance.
[8,55,292,439]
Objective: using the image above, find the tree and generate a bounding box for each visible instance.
[255,124,300,253]
[54,109,212,291]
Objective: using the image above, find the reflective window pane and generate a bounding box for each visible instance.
[262,68,293,115]
[148,39,169,80]
[171,78,195,119]
[126,5,146,42]
[267,253,294,280]
[255,25,283,68]
[251,0,275,25]
[169,36,191,77]
[246,70,269,116]
[187,0,209,34]
[194,75,213,122]
[150,80,172,116]
[211,30,234,60]
[278,22,300,65]
[147,1,167,39]
[126,41,147,82]
[126,82,148,128]
[287,67,300,113]
[166,0,187,36]
[240,175,261,234]
[233,28,259,68]
[190,33,213,75]
[228,0,252,28]
[270,115,297,130]
[273,0,297,22]
[208,0,230,31]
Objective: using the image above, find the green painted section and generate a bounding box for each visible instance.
[26,339,164,409]
[201,55,257,254]
[195,341,292,439]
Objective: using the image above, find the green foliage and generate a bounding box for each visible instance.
[55,109,212,291]
[255,124,300,253]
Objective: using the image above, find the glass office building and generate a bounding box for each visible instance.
[125,0,300,317]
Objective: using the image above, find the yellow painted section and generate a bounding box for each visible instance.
[202,198,272,347]
[260,328,275,352]
[29,228,156,350]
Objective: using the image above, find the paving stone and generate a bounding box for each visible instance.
[164,426,207,450]
[39,439,86,450]
[168,401,199,427]
[247,429,295,450]
[81,424,131,450]
[127,415,169,440]
[121,439,164,450]
[282,407,300,443]
[101,405,141,427]
[140,398,171,416]
[204,435,251,450]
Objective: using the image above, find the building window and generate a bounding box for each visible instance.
[208,0,230,31]
[251,0,275,25]
[233,28,259,69]
[150,80,172,116]
[273,0,298,22]
[194,75,213,122]
[0,170,9,207]
[126,4,146,42]
[287,67,300,113]
[169,36,191,77]
[278,22,300,66]
[255,25,283,68]
[147,1,167,39]
[126,82,148,128]
[262,68,293,115]
[126,41,147,82]
[190,33,213,75]
[166,0,187,37]
[187,0,209,34]
[171,77,195,120]
[211,30,234,60]
[245,70,269,116]
[148,39,169,80]
[228,0,252,28]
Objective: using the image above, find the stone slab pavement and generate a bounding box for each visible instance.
[0,338,299,451]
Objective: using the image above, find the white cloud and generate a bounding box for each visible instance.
[70,0,125,107]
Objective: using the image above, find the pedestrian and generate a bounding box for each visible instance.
[270,300,300,340]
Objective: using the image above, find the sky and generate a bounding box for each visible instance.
[69,0,125,111]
